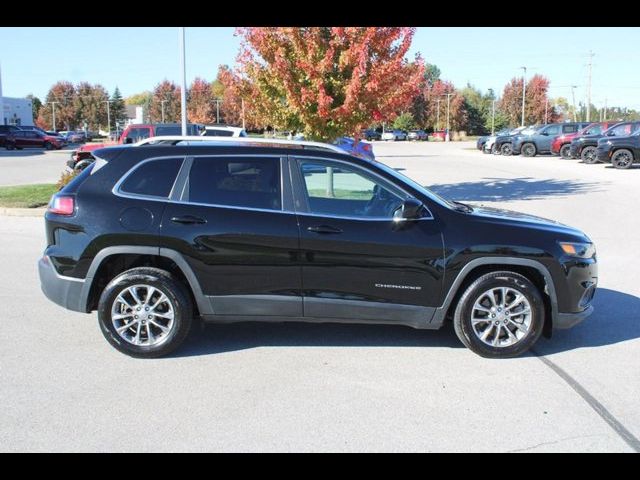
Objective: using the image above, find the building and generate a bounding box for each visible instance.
[125,105,144,126]
[1,96,33,127]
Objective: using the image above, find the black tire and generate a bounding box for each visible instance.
[44,142,53,150]
[500,143,512,156]
[580,146,599,164]
[559,144,572,159]
[453,271,545,358]
[611,149,634,169]
[98,267,193,358]
[521,142,537,157]
[482,146,491,154]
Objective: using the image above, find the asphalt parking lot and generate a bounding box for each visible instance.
[0,141,638,452]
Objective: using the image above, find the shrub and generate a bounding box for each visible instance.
[56,170,78,190]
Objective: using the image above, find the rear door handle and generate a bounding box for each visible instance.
[171,215,207,225]
[307,225,343,234]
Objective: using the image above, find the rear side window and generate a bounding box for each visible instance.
[120,157,183,198]
[187,157,281,210]
[562,125,578,134]
[543,125,561,136]
[204,129,234,137]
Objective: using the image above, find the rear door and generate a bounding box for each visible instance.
[160,155,303,317]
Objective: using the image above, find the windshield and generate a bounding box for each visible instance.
[373,161,453,210]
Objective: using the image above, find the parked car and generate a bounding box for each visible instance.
[5,130,64,150]
[551,122,617,159]
[570,121,640,164]
[0,125,21,147]
[333,136,375,161]
[39,138,596,358]
[477,135,489,150]
[381,129,407,141]
[68,123,204,170]
[46,131,68,147]
[361,129,381,141]
[407,130,428,141]
[60,131,85,143]
[596,130,640,169]
[431,130,447,141]
[15,125,48,135]
[201,125,247,137]
[482,129,511,154]
[512,122,590,157]
[493,126,533,155]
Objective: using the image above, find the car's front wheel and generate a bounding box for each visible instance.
[560,144,572,159]
[500,143,513,156]
[44,142,53,150]
[611,149,634,169]
[581,146,599,164]
[453,271,545,358]
[98,267,193,358]
[521,143,537,157]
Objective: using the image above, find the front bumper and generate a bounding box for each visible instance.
[38,255,86,313]
[555,305,594,329]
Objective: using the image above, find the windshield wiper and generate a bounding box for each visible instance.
[451,200,474,213]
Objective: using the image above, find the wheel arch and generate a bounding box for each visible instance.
[80,246,211,316]
[430,257,557,337]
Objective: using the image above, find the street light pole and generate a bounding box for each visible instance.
[520,66,527,127]
[436,98,440,131]
[179,27,187,136]
[103,100,111,137]
[544,98,548,124]
[216,99,220,124]
[442,94,452,142]
[570,85,578,122]
[241,98,245,130]
[48,101,59,131]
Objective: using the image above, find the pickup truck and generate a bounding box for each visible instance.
[68,123,203,170]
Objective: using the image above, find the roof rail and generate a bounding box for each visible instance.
[133,135,348,155]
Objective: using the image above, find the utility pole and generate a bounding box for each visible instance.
[179,27,187,136]
[491,99,496,135]
[48,101,59,130]
[241,98,245,130]
[520,66,527,127]
[570,85,578,122]
[161,99,168,123]
[103,100,111,136]
[544,98,548,124]
[443,93,453,142]
[586,50,594,122]
[436,98,441,131]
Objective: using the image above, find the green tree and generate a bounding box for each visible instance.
[110,87,126,129]
[26,94,42,124]
[393,112,417,131]
[74,82,109,131]
[460,84,488,135]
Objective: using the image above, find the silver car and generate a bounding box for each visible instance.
[381,129,407,141]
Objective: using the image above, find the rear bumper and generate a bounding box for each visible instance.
[38,255,86,313]
[555,305,594,329]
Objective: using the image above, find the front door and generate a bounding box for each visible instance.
[290,156,444,325]
[160,155,302,317]
[539,124,561,151]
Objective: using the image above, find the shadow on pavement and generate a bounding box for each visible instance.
[537,288,640,354]
[0,150,45,157]
[172,321,463,358]
[428,177,603,202]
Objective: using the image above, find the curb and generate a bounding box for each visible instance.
[0,207,46,217]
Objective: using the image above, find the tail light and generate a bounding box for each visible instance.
[48,195,75,215]
[362,143,372,152]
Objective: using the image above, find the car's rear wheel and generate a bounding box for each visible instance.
[453,271,545,358]
[98,267,193,358]
[581,146,599,164]
[500,143,513,156]
[44,142,52,150]
[560,144,572,159]
[521,143,537,157]
[611,149,634,169]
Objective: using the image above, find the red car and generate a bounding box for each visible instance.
[431,130,447,141]
[551,122,616,159]
[5,130,64,150]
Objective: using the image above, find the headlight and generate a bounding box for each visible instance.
[559,241,596,258]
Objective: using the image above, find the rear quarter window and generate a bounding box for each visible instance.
[119,157,184,198]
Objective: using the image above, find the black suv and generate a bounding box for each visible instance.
[570,121,640,164]
[596,130,640,169]
[38,140,597,358]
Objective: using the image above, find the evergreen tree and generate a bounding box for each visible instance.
[110,87,126,130]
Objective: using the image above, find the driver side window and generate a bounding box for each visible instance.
[297,160,405,218]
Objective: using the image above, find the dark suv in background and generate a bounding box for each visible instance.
[570,121,640,164]
[596,130,640,169]
[512,122,590,157]
[551,122,617,159]
[0,125,21,147]
[39,138,597,359]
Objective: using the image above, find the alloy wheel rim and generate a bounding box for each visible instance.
[111,284,175,347]
[584,148,596,162]
[524,145,534,156]
[470,287,532,348]
[616,152,631,167]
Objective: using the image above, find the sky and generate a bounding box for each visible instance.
[1,27,640,110]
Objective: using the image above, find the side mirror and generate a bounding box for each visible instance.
[393,198,424,221]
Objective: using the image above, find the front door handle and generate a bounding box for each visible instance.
[171,215,207,225]
[307,225,343,234]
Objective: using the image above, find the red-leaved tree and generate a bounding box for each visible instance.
[420,80,467,131]
[187,77,216,124]
[500,74,559,126]
[149,80,182,123]
[226,27,424,141]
